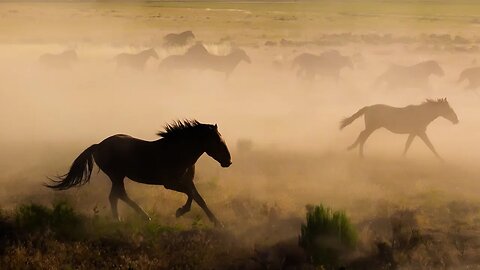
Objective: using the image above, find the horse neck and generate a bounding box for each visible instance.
[417,103,441,124]
[227,52,244,66]
[415,63,434,76]
[139,50,152,60]
[156,137,205,166]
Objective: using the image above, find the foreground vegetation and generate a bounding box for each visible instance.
[0,201,366,269]
[2,195,479,269]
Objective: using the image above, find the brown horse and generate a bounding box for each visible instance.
[39,49,78,69]
[292,50,353,81]
[164,31,195,47]
[160,42,251,78]
[340,99,458,159]
[374,60,444,91]
[47,120,231,227]
[457,66,480,91]
[115,48,159,70]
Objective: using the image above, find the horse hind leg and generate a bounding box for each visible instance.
[348,128,374,152]
[109,182,121,221]
[358,129,375,158]
[111,179,150,221]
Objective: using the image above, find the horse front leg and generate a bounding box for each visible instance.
[403,134,416,156]
[418,132,442,160]
[191,185,223,227]
[176,195,193,217]
[164,183,194,218]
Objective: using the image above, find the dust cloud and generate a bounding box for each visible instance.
[1,1,480,267]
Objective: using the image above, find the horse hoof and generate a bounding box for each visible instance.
[175,208,184,218]
[214,221,225,228]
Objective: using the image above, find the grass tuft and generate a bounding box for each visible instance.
[299,204,358,268]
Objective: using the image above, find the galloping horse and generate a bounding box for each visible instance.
[340,98,458,158]
[199,48,251,78]
[457,66,480,91]
[292,50,353,81]
[160,42,251,78]
[159,42,209,70]
[47,120,232,227]
[164,31,195,47]
[39,49,78,69]
[115,48,159,70]
[374,60,444,91]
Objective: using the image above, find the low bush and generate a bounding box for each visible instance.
[299,204,358,268]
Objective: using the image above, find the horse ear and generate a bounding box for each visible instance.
[214,124,218,129]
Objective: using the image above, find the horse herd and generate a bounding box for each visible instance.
[38,48,480,92]
[43,32,466,225]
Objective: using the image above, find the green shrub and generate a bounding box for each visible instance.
[14,201,85,240]
[50,201,85,240]
[15,203,51,232]
[299,204,358,268]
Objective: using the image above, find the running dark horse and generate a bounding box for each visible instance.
[340,98,458,159]
[292,50,353,81]
[374,60,444,91]
[39,49,78,69]
[160,42,251,78]
[47,120,232,227]
[457,66,480,91]
[164,31,195,47]
[115,48,159,70]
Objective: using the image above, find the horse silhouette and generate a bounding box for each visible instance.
[159,42,209,70]
[115,48,159,70]
[292,50,353,81]
[340,98,458,159]
[164,31,195,47]
[47,120,231,227]
[457,66,480,90]
[374,60,444,91]
[160,42,251,77]
[39,49,78,69]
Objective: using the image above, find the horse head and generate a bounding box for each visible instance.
[427,60,444,77]
[148,48,159,59]
[183,31,195,40]
[203,124,232,168]
[429,98,459,124]
[232,48,251,64]
[63,50,78,61]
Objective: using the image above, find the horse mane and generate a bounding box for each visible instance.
[414,60,438,67]
[157,119,203,138]
[422,98,447,105]
[140,48,155,55]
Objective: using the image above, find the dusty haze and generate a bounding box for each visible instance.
[1,1,480,267]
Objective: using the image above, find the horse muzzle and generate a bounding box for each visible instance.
[221,161,232,168]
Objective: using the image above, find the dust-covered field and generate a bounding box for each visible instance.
[2,1,480,269]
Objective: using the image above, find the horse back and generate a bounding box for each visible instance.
[365,104,427,133]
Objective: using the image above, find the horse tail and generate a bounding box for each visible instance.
[340,107,368,130]
[46,144,97,190]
